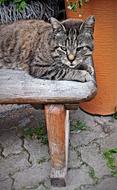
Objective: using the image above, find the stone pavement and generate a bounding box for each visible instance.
[0,105,117,190]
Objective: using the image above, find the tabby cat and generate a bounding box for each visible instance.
[0,16,95,82]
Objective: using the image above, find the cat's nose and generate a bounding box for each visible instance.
[68,54,75,61]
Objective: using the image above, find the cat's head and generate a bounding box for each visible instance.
[50,16,95,68]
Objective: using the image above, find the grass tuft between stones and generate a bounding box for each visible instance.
[103,147,117,176]
[113,107,117,119]
[37,157,48,165]
[113,112,117,120]
[71,120,87,132]
[88,167,99,184]
[23,127,48,145]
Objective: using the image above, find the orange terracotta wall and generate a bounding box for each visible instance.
[66,0,117,115]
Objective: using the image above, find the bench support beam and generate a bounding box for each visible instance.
[45,104,69,187]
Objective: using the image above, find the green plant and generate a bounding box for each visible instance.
[0,0,27,11]
[37,157,47,164]
[113,107,117,119]
[71,120,87,132]
[103,148,117,176]
[88,167,99,184]
[113,112,117,119]
[67,0,89,12]
[23,127,48,145]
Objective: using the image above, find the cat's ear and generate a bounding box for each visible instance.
[50,17,66,35]
[80,15,95,33]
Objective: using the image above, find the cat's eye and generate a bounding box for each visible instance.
[84,46,92,51]
[61,46,67,51]
[83,46,92,56]
[76,47,82,51]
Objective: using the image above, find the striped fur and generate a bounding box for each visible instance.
[0,16,95,82]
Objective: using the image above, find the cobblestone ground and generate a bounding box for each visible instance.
[0,105,117,190]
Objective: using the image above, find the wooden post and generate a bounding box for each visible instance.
[45,104,69,187]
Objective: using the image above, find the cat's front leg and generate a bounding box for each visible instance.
[79,70,93,82]
[78,70,94,82]
[29,64,60,80]
[85,64,94,76]
[78,64,94,76]
[29,65,48,79]
[64,69,93,82]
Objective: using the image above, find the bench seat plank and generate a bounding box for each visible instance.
[0,69,97,104]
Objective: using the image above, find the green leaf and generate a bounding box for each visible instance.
[71,120,87,132]
[17,0,26,12]
[23,127,48,145]
[0,0,27,11]
[103,148,117,176]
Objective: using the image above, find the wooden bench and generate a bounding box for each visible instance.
[0,68,97,187]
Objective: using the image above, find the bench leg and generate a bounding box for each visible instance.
[44,104,69,187]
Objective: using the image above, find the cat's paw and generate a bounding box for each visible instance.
[87,65,94,76]
[81,70,93,82]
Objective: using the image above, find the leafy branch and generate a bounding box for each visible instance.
[67,0,89,12]
[0,0,27,11]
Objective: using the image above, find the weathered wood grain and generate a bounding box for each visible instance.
[0,69,97,104]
